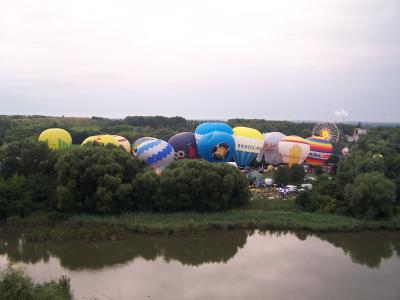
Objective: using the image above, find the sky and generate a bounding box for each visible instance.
[1,0,399,122]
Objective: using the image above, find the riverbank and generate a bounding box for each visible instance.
[0,266,72,300]
[4,199,400,242]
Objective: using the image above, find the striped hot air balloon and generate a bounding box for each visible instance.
[135,139,175,174]
[306,136,333,166]
[38,128,72,150]
[132,137,157,155]
[233,127,264,167]
[278,136,310,166]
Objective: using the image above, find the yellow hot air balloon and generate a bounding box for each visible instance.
[38,128,72,150]
[232,127,264,167]
[278,136,310,166]
[112,135,131,153]
[81,135,119,147]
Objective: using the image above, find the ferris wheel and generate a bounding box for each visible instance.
[312,122,340,143]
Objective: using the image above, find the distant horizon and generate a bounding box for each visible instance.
[2,113,400,125]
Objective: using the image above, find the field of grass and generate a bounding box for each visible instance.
[6,199,400,242]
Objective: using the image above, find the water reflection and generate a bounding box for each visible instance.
[1,228,399,271]
[0,229,248,270]
[1,228,400,300]
[315,231,400,268]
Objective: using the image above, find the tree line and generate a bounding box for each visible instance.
[296,127,400,220]
[0,141,249,217]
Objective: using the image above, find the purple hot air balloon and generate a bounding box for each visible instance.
[168,132,199,160]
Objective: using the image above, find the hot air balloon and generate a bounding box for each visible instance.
[306,136,333,166]
[168,132,199,159]
[38,128,72,150]
[195,122,233,144]
[278,136,310,166]
[342,147,350,157]
[81,135,119,147]
[132,137,156,155]
[112,135,131,153]
[256,132,286,165]
[135,139,175,174]
[198,132,235,163]
[232,127,264,167]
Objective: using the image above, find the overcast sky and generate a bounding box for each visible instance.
[1,0,399,121]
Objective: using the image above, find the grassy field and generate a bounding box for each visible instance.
[6,199,400,242]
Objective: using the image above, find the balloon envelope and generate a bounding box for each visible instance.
[278,136,310,166]
[195,122,233,143]
[233,127,264,167]
[342,147,350,157]
[132,137,157,155]
[81,135,119,147]
[38,128,72,150]
[135,139,175,173]
[306,136,333,166]
[112,135,131,153]
[257,132,286,165]
[198,132,235,163]
[168,132,199,159]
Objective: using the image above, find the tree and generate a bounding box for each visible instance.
[156,160,250,212]
[0,175,33,217]
[55,145,147,213]
[288,164,305,184]
[0,140,57,179]
[273,166,289,186]
[345,172,396,220]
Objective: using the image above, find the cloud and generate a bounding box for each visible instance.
[334,108,349,121]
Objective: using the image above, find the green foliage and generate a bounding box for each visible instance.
[295,192,313,211]
[0,140,57,179]
[0,176,32,218]
[132,160,250,213]
[345,172,396,220]
[0,266,72,300]
[55,145,146,214]
[156,160,250,212]
[273,166,289,186]
[288,164,305,184]
[273,165,305,185]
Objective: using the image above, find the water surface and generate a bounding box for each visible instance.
[1,228,399,300]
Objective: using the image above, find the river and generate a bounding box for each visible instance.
[1,228,399,300]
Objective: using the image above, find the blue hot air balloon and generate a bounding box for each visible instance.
[132,137,156,155]
[168,132,199,159]
[195,122,233,144]
[198,132,235,163]
[135,139,175,174]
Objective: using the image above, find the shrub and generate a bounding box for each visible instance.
[131,170,161,211]
[155,160,250,212]
[55,145,147,214]
[0,140,57,179]
[344,172,396,220]
[295,192,313,211]
[273,166,289,186]
[0,266,72,300]
[0,175,32,218]
[288,164,305,184]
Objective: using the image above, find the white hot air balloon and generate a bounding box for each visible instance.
[257,132,286,165]
[278,136,310,166]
